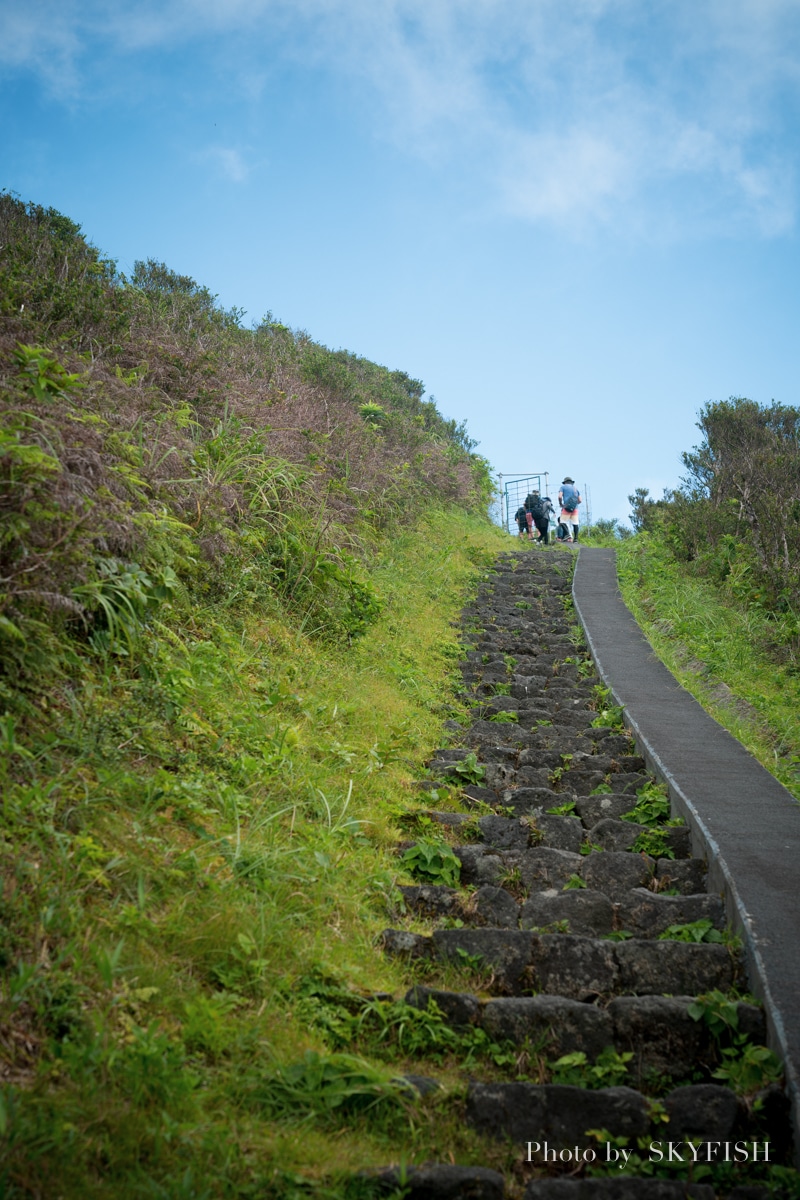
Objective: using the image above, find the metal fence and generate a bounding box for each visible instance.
[498,474,591,534]
[499,473,550,534]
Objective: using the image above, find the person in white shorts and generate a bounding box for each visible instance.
[558,477,581,543]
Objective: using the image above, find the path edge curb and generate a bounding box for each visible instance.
[572,545,800,1164]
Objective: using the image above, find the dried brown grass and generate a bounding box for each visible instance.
[0,194,489,644]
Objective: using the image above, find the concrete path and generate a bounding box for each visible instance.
[573,546,800,1148]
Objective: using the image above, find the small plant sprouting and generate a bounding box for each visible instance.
[546,800,576,816]
[358,401,387,428]
[499,864,525,897]
[400,840,461,888]
[590,685,625,729]
[457,817,483,844]
[443,753,486,786]
[622,782,670,825]
[713,1043,783,1095]
[591,706,625,730]
[449,946,495,989]
[549,753,573,788]
[687,990,741,1040]
[562,874,586,891]
[659,919,724,944]
[521,817,545,847]
[631,829,674,859]
[548,1047,633,1089]
[686,989,782,1096]
[489,710,519,723]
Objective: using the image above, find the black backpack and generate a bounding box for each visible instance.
[526,494,545,518]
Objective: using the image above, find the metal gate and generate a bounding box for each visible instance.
[499,472,551,534]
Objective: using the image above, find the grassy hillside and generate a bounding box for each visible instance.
[617,533,800,802]
[0,194,509,1196]
[588,397,800,801]
[0,194,491,678]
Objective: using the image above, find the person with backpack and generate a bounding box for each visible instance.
[558,477,581,543]
[525,490,553,545]
[514,505,528,539]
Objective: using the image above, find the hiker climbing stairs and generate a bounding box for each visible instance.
[369,550,794,1199]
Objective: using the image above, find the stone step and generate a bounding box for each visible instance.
[380,928,741,997]
[441,810,690,860]
[404,834,707,898]
[524,1181,718,1199]
[403,985,764,1079]
[400,844,705,902]
[363,1168,776,1199]
[366,1165,505,1198]
[466,1080,763,1145]
[366,551,790,1195]
[400,882,725,939]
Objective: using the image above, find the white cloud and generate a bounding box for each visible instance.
[271,0,800,238]
[499,129,630,228]
[195,145,252,183]
[3,0,800,237]
[0,6,84,96]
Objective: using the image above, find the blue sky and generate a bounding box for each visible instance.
[3,1,800,524]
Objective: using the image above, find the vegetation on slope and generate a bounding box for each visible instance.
[0,192,491,682]
[621,397,800,799]
[0,194,509,1195]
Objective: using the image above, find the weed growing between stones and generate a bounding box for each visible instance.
[621,782,671,824]
[548,1047,634,1088]
[590,684,626,729]
[631,828,676,858]
[442,752,486,785]
[546,800,577,815]
[400,841,462,887]
[713,1043,783,1094]
[659,919,726,944]
[289,978,520,1075]
[684,988,785,1099]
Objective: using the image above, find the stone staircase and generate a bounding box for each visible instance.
[370,551,793,1199]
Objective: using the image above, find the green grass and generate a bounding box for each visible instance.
[617,533,800,801]
[0,508,521,1196]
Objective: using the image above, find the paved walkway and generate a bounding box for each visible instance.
[573,546,800,1150]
